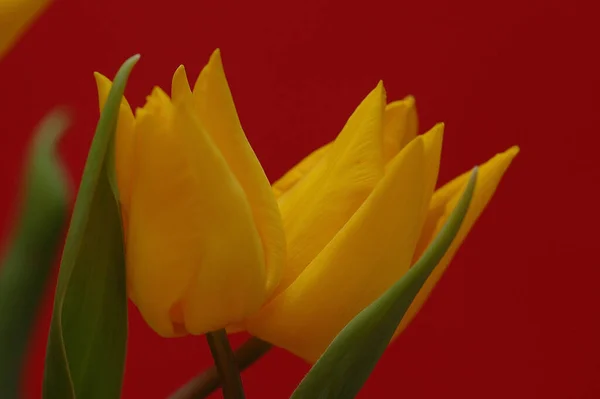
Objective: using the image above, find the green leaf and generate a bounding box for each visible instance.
[0,110,71,399]
[290,167,479,399]
[43,55,139,399]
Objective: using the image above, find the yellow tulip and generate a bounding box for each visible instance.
[244,82,518,362]
[96,50,518,362]
[94,50,286,337]
[0,0,50,59]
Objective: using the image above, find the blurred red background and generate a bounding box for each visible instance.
[1,0,599,397]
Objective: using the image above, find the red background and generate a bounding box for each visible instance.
[1,0,599,397]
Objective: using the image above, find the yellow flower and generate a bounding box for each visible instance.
[96,50,518,362]
[94,50,286,337]
[0,0,50,59]
[244,82,518,362]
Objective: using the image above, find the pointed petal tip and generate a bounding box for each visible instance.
[414,123,444,165]
[210,48,223,64]
[402,95,416,108]
[172,65,189,87]
[139,86,172,115]
[371,80,387,102]
[469,145,519,193]
[493,146,520,168]
[435,123,444,141]
[93,72,109,86]
[93,73,112,111]
[150,86,168,97]
[496,146,520,172]
[423,122,445,141]
[506,145,520,158]
[171,65,192,100]
[385,95,416,110]
[197,49,225,87]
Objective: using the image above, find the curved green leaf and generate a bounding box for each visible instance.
[43,55,139,399]
[0,110,71,399]
[290,167,479,399]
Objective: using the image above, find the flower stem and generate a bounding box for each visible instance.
[205,329,246,399]
[169,337,272,399]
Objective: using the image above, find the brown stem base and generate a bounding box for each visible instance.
[169,337,272,399]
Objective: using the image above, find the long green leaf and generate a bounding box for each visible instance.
[290,167,479,399]
[43,55,139,399]
[0,110,70,399]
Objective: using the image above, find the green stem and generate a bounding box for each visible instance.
[169,337,272,399]
[205,330,246,399]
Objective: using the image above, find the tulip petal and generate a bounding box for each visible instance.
[171,64,193,102]
[93,73,136,217]
[382,96,418,166]
[272,143,332,198]
[247,127,443,362]
[126,88,266,336]
[273,82,387,295]
[192,49,285,297]
[394,146,519,336]
[271,95,418,199]
[290,169,477,399]
[0,0,49,58]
